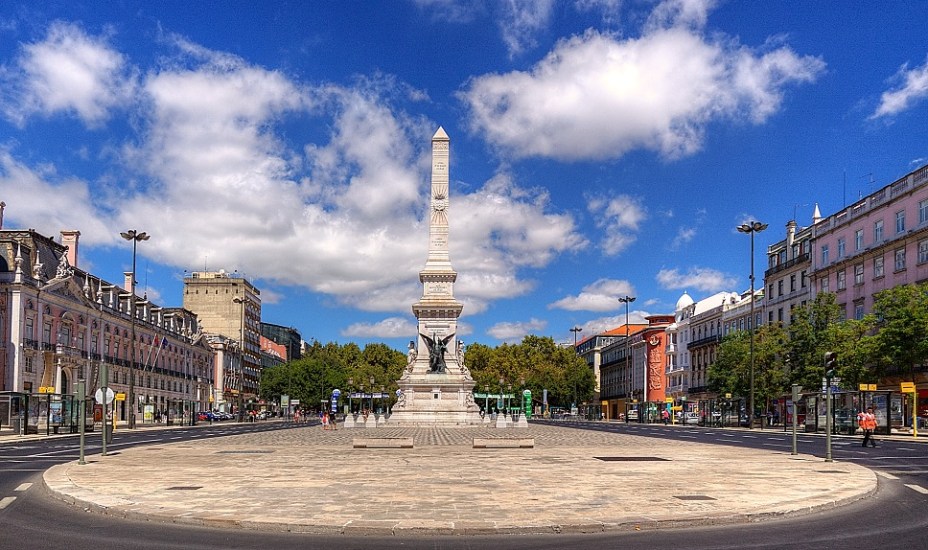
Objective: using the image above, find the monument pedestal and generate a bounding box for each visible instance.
[388,371,482,427]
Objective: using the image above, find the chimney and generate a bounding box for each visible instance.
[0,201,5,229]
[785,220,797,258]
[60,230,80,268]
[124,271,134,296]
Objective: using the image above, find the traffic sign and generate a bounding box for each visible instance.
[901,382,916,393]
[95,387,115,404]
[859,383,877,391]
[115,392,126,401]
[665,398,674,404]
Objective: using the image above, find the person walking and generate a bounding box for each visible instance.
[857,406,878,448]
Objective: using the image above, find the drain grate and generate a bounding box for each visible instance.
[674,495,716,501]
[216,450,274,454]
[594,456,669,462]
[166,486,202,491]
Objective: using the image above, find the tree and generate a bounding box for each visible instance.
[871,282,928,382]
[708,323,787,414]
[785,293,844,389]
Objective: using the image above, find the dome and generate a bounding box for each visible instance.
[675,291,694,311]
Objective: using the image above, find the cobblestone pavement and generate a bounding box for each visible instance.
[44,422,877,536]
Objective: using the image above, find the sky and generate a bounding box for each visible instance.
[1,0,928,351]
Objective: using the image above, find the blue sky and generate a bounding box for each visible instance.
[2,1,927,350]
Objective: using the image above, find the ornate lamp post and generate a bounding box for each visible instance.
[369,376,375,413]
[737,220,768,429]
[348,377,354,414]
[120,229,149,429]
[618,295,636,420]
[232,296,248,421]
[570,326,583,348]
[484,383,489,414]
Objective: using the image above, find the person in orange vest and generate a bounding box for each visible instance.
[857,406,878,448]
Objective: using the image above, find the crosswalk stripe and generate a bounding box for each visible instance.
[904,484,928,494]
[0,497,16,510]
[876,471,899,480]
[14,483,31,492]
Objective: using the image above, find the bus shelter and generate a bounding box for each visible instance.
[800,390,894,435]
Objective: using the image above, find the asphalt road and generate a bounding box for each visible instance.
[1,420,926,549]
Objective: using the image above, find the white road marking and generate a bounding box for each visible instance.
[0,497,15,510]
[14,483,31,492]
[742,435,757,439]
[876,471,899,480]
[904,484,928,494]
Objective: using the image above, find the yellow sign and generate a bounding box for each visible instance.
[115,393,126,401]
[665,398,674,403]
[859,384,877,391]
[901,382,916,393]
[39,386,55,394]
[671,406,682,411]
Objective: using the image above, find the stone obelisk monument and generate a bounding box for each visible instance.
[389,127,482,426]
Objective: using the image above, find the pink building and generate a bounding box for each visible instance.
[812,163,928,320]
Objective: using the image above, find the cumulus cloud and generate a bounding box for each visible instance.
[342,316,417,338]
[549,278,635,311]
[1,23,586,339]
[486,317,547,342]
[588,194,645,255]
[0,21,136,126]
[656,267,738,292]
[576,310,649,337]
[498,0,555,59]
[461,0,824,160]
[871,54,928,119]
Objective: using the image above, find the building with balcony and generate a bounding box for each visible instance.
[765,215,816,326]
[0,224,214,430]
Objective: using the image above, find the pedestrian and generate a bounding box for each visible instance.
[322,411,329,430]
[661,409,670,425]
[857,406,878,448]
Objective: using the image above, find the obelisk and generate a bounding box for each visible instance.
[389,127,482,426]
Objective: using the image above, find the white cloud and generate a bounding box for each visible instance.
[461,0,824,160]
[498,0,555,59]
[342,316,417,338]
[2,26,587,335]
[670,226,697,250]
[588,195,645,255]
[0,21,136,126]
[656,267,738,292]
[486,317,547,342]
[576,310,649,336]
[871,54,928,119]
[549,278,635,311]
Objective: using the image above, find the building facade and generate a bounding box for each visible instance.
[765,216,816,326]
[183,271,262,412]
[0,227,213,429]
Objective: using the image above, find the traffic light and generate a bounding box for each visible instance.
[823,351,837,378]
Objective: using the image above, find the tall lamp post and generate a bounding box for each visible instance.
[348,377,354,414]
[369,376,375,413]
[232,296,248,421]
[120,229,149,429]
[737,221,768,429]
[570,326,583,348]
[618,295,636,418]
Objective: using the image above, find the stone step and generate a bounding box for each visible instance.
[473,438,535,449]
[352,437,414,449]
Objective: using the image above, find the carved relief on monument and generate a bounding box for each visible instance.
[647,335,663,390]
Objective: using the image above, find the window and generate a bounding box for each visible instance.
[920,240,928,264]
[874,256,884,278]
[854,303,865,321]
[854,263,864,285]
[895,248,906,271]
[855,229,864,251]
[836,270,846,290]
[25,317,34,340]
[801,270,808,288]
[43,322,52,344]
[874,220,884,243]
[820,277,830,293]
[896,210,906,234]
[768,284,774,298]
[920,199,928,224]
[837,237,846,259]
[821,245,830,265]
[778,280,784,295]
[790,274,796,292]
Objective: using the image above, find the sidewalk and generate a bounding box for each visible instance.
[41,422,877,535]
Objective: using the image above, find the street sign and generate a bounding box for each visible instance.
[115,392,126,401]
[665,398,674,404]
[901,382,916,393]
[95,387,115,404]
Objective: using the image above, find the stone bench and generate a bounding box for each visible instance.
[352,437,414,449]
[473,438,535,449]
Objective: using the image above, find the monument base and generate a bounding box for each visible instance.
[388,371,483,427]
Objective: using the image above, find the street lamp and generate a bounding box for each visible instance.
[737,220,768,429]
[380,385,385,414]
[232,296,248,421]
[498,377,504,414]
[484,383,489,414]
[369,376,375,413]
[120,229,149,429]
[570,326,583,348]
[348,377,354,414]
[618,295,636,420]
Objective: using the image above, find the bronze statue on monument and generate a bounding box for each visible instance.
[420,331,455,373]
